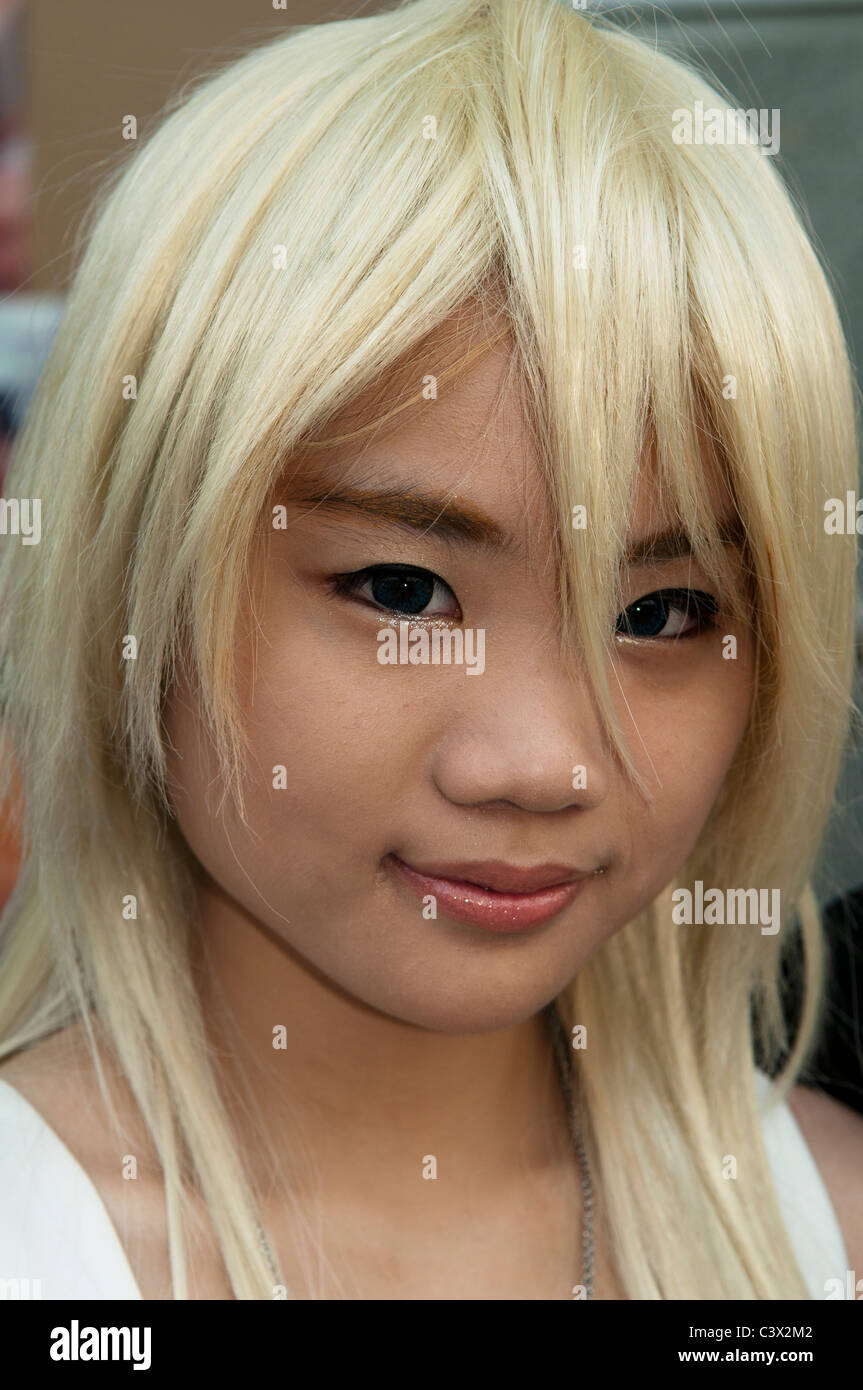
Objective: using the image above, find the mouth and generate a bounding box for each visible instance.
[384,854,601,933]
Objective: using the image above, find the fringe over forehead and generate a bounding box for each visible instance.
[5,0,855,831]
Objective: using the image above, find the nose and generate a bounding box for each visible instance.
[430,640,612,815]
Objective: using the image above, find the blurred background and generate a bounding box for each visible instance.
[0,0,860,1092]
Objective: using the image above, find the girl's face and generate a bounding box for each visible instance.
[164,332,755,1033]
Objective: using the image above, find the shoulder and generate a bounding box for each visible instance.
[0,1020,118,1160]
[0,1017,161,1163]
[0,1022,169,1298]
[788,1083,863,1274]
[0,1021,172,1297]
[0,1019,96,1104]
[0,1019,163,1209]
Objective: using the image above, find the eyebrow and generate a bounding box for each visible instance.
[287,481,746,562]
[289,483,512,552]
[625,515,746,564]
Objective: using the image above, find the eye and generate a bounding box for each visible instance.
[616,588,719,641]
[330,564,462,620]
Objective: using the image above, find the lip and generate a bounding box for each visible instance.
[385,855,596,933]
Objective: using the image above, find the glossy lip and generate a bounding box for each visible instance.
[396,858,594,893]
[385,854,596,933]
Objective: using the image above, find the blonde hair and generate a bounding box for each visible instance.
[0,0,858,1298]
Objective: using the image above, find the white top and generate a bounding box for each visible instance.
[0,1070,849,1299]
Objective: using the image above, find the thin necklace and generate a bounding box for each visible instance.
[255,1000,594,1299]
[545,999,595,1300]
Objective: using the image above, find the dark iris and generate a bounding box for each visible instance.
[369,567,436,615]
[616,589,718,639]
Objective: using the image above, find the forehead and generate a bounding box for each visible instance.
[283,308,732,546]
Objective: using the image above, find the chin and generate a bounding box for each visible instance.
[362,972,568,1036]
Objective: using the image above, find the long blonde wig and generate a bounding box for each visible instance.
[0,0,858,1298]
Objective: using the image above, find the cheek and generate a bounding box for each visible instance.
[238,635,428,822]
[612,646,753,882]
[163,621,436,887]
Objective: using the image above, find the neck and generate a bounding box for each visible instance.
[189,872,574,1203]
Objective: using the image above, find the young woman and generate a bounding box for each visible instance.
[0,0,861,1300]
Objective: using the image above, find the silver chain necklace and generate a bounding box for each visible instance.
[255,1001,594,1299]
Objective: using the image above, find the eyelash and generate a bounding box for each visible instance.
[329,564,720,641]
